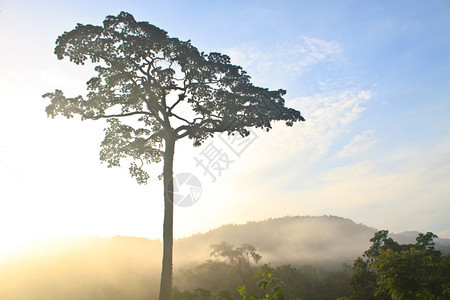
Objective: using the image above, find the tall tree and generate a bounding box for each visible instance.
[43,12,304,300]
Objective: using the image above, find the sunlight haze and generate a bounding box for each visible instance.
[0,0,449,260]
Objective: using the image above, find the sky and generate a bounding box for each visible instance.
[0,0,449,257]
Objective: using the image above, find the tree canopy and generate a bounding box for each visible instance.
[43,11,304,184]
[341,230,450,300]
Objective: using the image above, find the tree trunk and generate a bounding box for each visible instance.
[159,134,175,300]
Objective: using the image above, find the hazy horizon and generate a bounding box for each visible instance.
[1,0,449,257]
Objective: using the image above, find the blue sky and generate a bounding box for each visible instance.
[0,0,449,255]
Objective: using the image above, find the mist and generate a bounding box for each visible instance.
[0,236,162,299]
[2,215,449,298]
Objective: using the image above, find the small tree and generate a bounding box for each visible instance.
[43,12,304,300]
[210,241,262,285]
[211,241,262,267]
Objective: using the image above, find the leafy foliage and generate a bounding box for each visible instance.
[174,242,351,300]
[341,230,450,300]
[236,271,300,300]
[211,241,262,267]
[171,287,214,300]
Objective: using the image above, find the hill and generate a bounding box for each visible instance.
[174,215,450,267]
[174,215,377,267]
[1,215,448,298]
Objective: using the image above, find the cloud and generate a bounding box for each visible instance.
[226,36,342,81]
[337,130,377,158]
[287,140,450,234]
[217,89,374,191]
[282,89,373,162]
[212,139,450,240]
[438,229,450,239]
[173,87,375,235]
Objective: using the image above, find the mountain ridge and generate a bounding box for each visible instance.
[174,215,450,266]
[1,215,448,298]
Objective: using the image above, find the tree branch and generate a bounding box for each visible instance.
[196,118,222,128]
[168,111,191,125]
[168,93,186,112]
[90,111,152,120]
[146,130,164,142]
[176,130,190,140]
[173,125,188,139]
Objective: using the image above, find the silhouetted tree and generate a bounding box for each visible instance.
[210,241,262,285]
[42,12,304,300]
[211,242,262,266]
